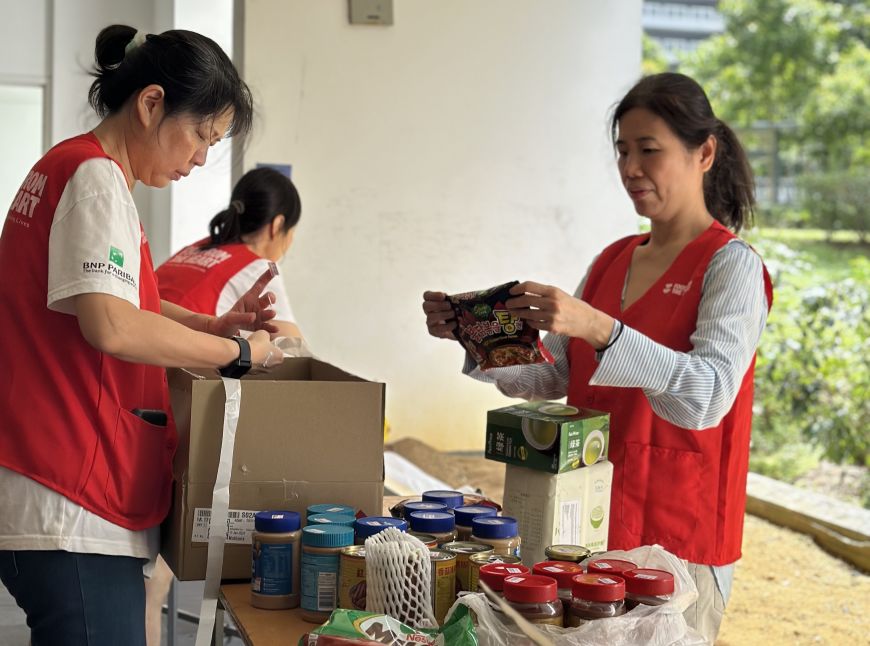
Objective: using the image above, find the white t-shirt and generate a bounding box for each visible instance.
[0,158,158,564]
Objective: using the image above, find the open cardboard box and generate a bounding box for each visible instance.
[161,357,385,581]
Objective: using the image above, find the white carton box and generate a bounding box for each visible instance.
[503,460,613,567]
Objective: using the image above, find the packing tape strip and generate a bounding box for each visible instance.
[194,377,242,646]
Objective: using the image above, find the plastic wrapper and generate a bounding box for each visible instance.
[299,606,479,645]
[449,545,707,646]
[448,281,554,371]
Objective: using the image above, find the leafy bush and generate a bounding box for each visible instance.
[798,171,870,241]
[754,251,870,467]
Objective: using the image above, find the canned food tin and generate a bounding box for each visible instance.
[441,541,494,592]
[408,532,439,549]
[430,550,457,624]
[338,546,367,610]
[545,544,592,563]
[468,552,523,593]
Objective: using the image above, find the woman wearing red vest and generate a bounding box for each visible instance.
[156,166,303,340]
[0,25,283,645]
[423,73,772,643]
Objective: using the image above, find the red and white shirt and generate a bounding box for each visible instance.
[0,133,174,561]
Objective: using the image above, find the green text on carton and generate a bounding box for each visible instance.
[486,402,609,474]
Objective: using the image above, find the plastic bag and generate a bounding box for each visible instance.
[448,281,554,370]
[449,545,708,646]
[299,605,479,645]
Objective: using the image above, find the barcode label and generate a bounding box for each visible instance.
[317,572,337,611]
[191,508,257,544]
[559,500,581,545]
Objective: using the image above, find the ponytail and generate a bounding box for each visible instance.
[705,120,755,232]
[204,168,301,248]
[208,206,242,246]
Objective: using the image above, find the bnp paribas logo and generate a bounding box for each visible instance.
[108,246,124,268]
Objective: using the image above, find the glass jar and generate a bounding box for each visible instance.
[544,544,591,564]
[300,525,355,623]
[251,510,302,610]
[532,560,585,616]
[422,489,465,509]
[585,558,637,578]
[567,573,626,627]
[453,505,497,541]
[502,574,563,626]
[353,516,408,545]
[407,511,457,545]
[469,553,524,593]
[477,561,531,595]
[402,500,450,519]
[471,516,521,557]
[622,568,675,609]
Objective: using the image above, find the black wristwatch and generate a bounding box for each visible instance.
[219,336,252,379]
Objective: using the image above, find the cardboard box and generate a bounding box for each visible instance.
[502,460,613,567]
[162,358,385,581]
[486,401,609,474]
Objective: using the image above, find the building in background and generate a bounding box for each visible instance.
[642,0,723,66]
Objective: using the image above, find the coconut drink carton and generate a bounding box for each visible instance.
[485,402,609,474]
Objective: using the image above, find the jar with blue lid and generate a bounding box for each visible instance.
[353,516,408,545]
[471,516,521,558]
[408,511,457,545]
[307,503,355,519]
[402,500,450,519]
[454,505,498,541]
[422,490,464,509]
[251,510,302,610]
[307,512,357,527]
[301,525,355,623]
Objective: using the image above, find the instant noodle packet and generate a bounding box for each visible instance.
[448,281,554,370]
[299,606,478,645]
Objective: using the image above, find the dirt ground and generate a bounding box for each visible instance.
[388,439,870,646]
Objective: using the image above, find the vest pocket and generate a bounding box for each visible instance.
[104,407,172,524]
[621,442,703,544]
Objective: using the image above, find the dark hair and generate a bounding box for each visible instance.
[88,24,252,138]
[611,72,755,232]
[208,168,302,246]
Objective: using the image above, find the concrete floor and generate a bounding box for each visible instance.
[0,580,244,646]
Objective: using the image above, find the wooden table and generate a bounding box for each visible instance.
[219,496,405,645]
[219,584,316,644]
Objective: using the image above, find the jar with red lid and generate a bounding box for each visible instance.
[532,561,585,617]
[567,573,626,627]
[622,568,675,609]
[477,561,530,596]
[502,574,563,626]
[586,558,637,578]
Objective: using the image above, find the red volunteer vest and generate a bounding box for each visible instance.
[568,221,772,565]
[0,133,176,531]
[156,239,260,315]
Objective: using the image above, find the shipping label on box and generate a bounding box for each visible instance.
[161,358,385,581]
[486,401,609,473]
[502,460,613,567]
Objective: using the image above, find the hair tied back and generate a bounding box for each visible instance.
[230,200,245,215]
[124,30,147,56]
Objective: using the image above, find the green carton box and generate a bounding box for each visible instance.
[485,401,609,474]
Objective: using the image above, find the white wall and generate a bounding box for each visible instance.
[239,0,643,450]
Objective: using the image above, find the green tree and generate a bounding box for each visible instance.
[642,33,669,75]
[682,0,868,170]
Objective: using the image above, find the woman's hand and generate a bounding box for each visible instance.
[507,281,615,348]
[246,329,284,370]
[210,268,280,338]
[422,291,457,340]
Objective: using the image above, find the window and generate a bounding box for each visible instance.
[0,85,44,229]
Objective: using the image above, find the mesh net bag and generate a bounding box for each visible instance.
[363,527,437,629]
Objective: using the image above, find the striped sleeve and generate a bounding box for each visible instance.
[589,239,768,429]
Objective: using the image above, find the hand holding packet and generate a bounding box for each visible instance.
[448,281,554,371]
